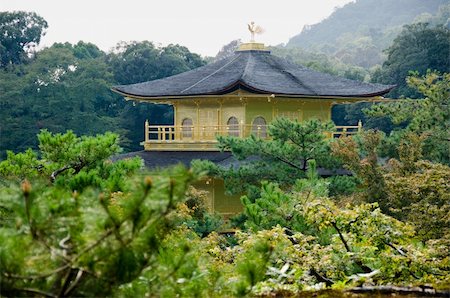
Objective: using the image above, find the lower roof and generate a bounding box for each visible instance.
[112,151,350,176]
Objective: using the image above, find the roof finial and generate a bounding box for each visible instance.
[247,21,264,42]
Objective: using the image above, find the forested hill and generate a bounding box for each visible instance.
[286,0,449,67]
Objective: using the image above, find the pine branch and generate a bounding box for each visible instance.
[3,265,70,280]
[331,221,351,253]
[18,288,57,298]
[50,165,71,182]
[309,268,334,286]
[50,166,72,182]
[63,269,84,297]
[72,228,114,262]
[384,241,407,257]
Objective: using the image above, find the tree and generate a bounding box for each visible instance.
[286,0,448,68]
[332,131,450,241]
[368,71,450,164]
[108,41,205,85]
[0,43,121,158]
[192,119,337,195]
[0,11,48,68]
[213,39,241,62]
[372,23,450,98]
[331,130,387,203]
[108,41,206,152]
[0,131,200,296]
[1,131,449,296]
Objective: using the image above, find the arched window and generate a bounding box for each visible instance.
[227,116,239,137]
[181,118,193,138]
[251,116,267,138]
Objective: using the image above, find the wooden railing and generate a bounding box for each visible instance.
[144,120,362,143]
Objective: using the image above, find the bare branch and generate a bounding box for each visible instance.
[19,288,57,298]
[64,269,84,296]
[3,265,69,280]
[50,165,71,182]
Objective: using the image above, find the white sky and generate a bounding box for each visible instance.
[1,0,354,57]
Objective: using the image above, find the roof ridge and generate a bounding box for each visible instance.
[240,51,254,81]
[282,69,318,95]
[273,59,318,95]
[180,54,242,94]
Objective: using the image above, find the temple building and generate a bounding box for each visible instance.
[112,41,394,217]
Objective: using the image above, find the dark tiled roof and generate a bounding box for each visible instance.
[112,50,395,98]
[112,151,233,169]
[112,151,351,176]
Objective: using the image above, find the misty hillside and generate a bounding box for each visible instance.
[286,0,449,67]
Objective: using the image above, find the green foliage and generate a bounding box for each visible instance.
[0,130,133,191]
[0,131,200,297]
[372,23,450,98]
[332,131,450,242]
[0,38,207,157]
[0,43,120,157]
[287,0,447,68]
[240,164,336,242]
[193,119,338,195]
[332,130,387,202]
[241,182,303,232]
[327,175,360,197]
[270,46,369,80]
[1,131,450,296]
[0,11,48,68]
[368,71,450,164]
[383,134,450,240]
[108,41,205,85]
[171,186,224,238]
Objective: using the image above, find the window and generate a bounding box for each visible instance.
[227,116,239,136]
[251,116,267,138]
[181,118,193,138]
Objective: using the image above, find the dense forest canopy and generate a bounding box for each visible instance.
[0,12,205,158]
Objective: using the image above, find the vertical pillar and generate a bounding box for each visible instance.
[217,108,220,135]
[358,119,363,132]
[195,101,200,141]
[173,102,178,140]
[328,102,333,121]
[145,119,149,143]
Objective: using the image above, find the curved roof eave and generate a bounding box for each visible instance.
[111,82,396,100]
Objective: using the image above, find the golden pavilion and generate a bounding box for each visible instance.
[112,40,394,216]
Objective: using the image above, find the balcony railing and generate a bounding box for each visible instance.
[143,120,362,151]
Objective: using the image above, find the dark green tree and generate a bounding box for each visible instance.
[0,43,120,158]
[107,41,205,85]
[372,23,450,98]
[0,11,48,68]
[368,71,450,164]
[108,41,206,152]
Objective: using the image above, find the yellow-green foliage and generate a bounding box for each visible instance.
[1,130,449,297]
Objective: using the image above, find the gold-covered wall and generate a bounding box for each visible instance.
[193,178,243,218]
[173,94,333,130]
